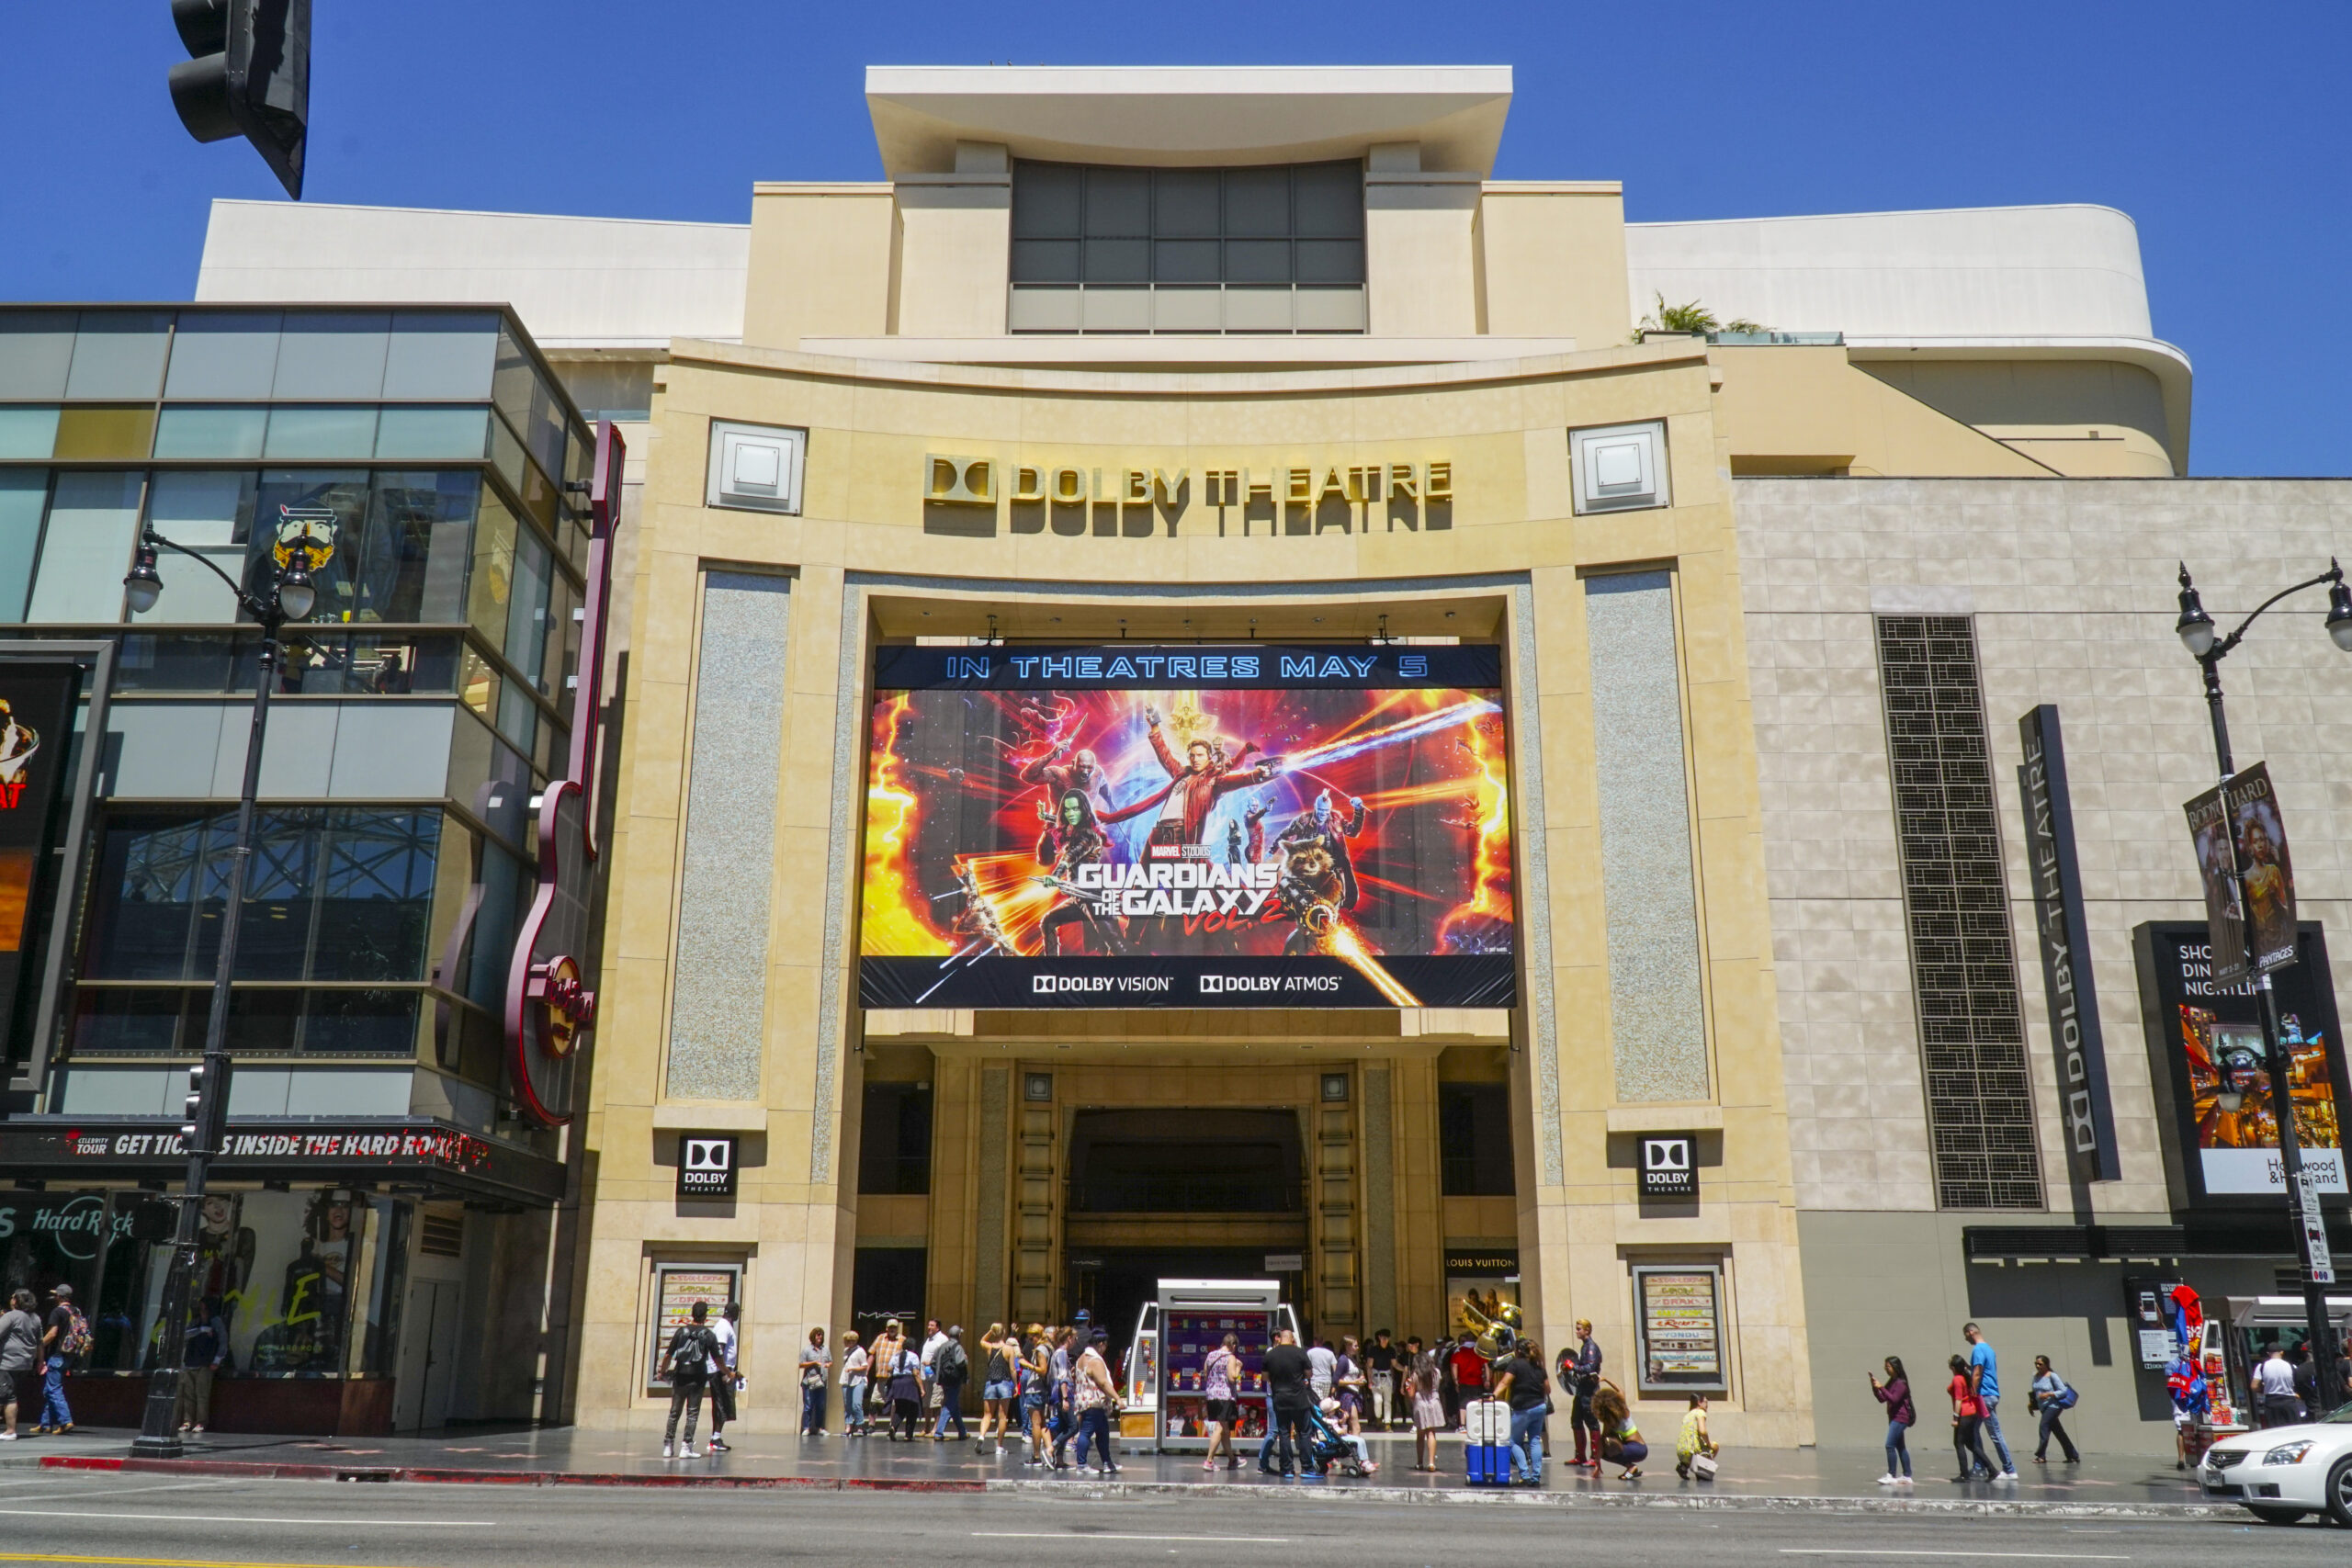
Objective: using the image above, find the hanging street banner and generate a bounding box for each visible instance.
[2018,705,2121,1182]
[2184,761,2300,989]
[858,645,1516,1009]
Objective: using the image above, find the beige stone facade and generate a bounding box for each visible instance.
[571,330,1822,1444]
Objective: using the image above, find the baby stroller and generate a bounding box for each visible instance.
[1304,1402,1374,1477]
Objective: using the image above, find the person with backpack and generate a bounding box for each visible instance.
[34,1285,85,1436]
[931,1325,969,1440]
[2028,1355,2081,1463]
[1869,1356,1916,1485]
[657,1300,717,1458]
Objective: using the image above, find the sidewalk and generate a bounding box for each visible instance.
[11,1425,2238,1517]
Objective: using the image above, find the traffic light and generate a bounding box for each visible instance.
[167,0,310,199]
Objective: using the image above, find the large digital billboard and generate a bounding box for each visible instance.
[2135,921,2350,1204]
[858,645,1515,1009]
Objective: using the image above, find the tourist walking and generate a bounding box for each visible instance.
[1408,1346,1446,1472]
[2254,1343,2301,1427]
[657,1301,717,1458]
[1962,1322,2018,1479]
[1566,1318,1603,1470]
[1261,1326,1315,1477]
[1022,1325,1053,1465]
[1201,1331,1243,1472]
[705,1302,741,1450]
[1870,1356,1916,1484]
[886,1333,925,1441]
[1365,1329,1398,1430]
[1306,1335,1338,1404]
[1492,1337,1549,1486]
[1446,1332,1487,1428]
[1048,1326,1079,1469]
[1946,1351,1995,1481]
[0,1289,39,1439]
[797,1325,830,1438]
[35,1284,80,1435]
[931,1325,969,1440]
[1336,1336,1365,1434]
[1071,1328,1121,1475]
[977,1323,1013,1454]
[840,1330,870,1436]
[2028,1354,2081,1462]
[176,1295,229,1434]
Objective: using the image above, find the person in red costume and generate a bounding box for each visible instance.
[1104,705,1282,851]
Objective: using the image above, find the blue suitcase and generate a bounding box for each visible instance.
[1465,1441,1511,1484]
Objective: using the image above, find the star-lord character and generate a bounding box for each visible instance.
[1103,705,1281,850]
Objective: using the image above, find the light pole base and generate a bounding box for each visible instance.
[126,1435,186,1460]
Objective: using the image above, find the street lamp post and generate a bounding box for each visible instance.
[2175,558,2352,1414]
[120,513,325,1459]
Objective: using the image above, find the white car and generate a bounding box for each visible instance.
[2199,1407,2352,1526]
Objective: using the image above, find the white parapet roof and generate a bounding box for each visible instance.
[194,199,749,350]
[865,64,1514,175]
[1627,203,2154,340]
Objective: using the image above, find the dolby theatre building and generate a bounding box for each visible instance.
[177,65,2352,1453]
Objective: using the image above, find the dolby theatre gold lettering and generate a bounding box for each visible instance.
[923,454,1453,536]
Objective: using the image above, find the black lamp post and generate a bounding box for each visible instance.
[2175,558,2352,1414]
[120,512,327,1459]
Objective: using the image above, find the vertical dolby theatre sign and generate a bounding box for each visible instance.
[2018,705,2120,1183]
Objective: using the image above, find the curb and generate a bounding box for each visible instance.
[39,1457,984,1493]
[38,1456,2232,1517]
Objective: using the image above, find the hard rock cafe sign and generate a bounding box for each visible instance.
[504,423,625,1125]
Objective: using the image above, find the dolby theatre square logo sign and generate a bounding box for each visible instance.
[677,1134,738,1199]
[1638,1134,1697,1199]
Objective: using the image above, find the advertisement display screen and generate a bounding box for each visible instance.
[2135,921,2350,1202]
[0,661,83,1054]
[858,645,1515,1009]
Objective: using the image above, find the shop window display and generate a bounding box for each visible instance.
[86,1189,410,1378]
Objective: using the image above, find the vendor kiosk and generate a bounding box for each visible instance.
[1146,1279,1296,1453]
[2219,1295,2352,1420]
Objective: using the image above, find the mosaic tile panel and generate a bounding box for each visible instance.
[663,571,791,1101]
[1586,570,1710,1102]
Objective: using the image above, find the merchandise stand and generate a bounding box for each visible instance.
[1150,1279,1295,1452]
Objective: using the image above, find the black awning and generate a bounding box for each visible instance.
[0,1116,564,1205]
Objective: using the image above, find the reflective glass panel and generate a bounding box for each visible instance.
[138,470,256,624]
[380,310,498,400]
[152,405,267,459]
[27,470,142,623]
[373,405,487,461]
[163,310,282,399]
[63,312,172,399]
[0,407,60,459]
[358,470,478,623]
[271,311,389,400]
[262,405,379,460]
[0,311,75,398]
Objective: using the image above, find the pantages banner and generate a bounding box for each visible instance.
[2017,705,2121,1182]
[2134,921,2349,1203]
[858,645,1515,1009]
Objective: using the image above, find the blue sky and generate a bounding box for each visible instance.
[3,1,2344,475]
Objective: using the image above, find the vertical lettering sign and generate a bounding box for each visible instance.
[2222,763,2297,976]
[0,663,82,1061]
[2017,706,2120,1182]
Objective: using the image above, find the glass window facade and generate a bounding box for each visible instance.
[1010,160,1366,334]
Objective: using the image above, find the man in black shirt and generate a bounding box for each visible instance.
[1260,1328,1315,1477]
[1364,1329,1398,1430]
[1492,1340,1549,1486]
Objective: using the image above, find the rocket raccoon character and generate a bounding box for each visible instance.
[1275,839,1350,956]
[1272,791,1365,910]
[1034,789,1126,956]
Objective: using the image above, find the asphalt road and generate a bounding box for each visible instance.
[0,1469,2341,1567]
